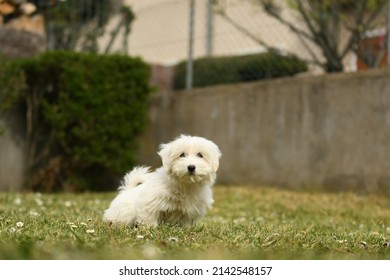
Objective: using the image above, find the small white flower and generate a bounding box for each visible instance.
[14,198,22,205]
[136,235,144,240]
[67,222,77,228]
[35,198,44,206]
[168,237,179,242]
[87,218,92,222]
[29,210,39,216]
[16,222,24,228]
[64,201,72,207]
[86,229,95,234]
[9,227,16,233]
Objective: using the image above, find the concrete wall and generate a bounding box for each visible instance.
[0,108,27,191]
[138,69,390,195]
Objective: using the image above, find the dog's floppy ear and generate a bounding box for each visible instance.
[209,143,222,172]
[158,142,172,170]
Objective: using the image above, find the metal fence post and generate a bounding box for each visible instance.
[206,0,214,56]
[186,0,195,90]
[388,0,390,66]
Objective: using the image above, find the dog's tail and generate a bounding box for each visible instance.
[118,166,152,191]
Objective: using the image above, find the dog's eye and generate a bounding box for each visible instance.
[179,153,186,158]
[197,152,204,158]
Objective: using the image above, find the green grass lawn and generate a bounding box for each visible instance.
[0,186,389,260]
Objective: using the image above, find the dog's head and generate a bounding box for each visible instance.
[158,135,222,184]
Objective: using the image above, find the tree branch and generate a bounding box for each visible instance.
[261,0,315,43]
[295,31,325,68]
[215,10,274,50]
[341,0,386,59]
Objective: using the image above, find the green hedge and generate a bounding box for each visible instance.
[11,51,152,191]
[173,52,308,89]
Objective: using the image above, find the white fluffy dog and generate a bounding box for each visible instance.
[103,135,221,226]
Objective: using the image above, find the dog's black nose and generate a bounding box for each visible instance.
[187,165,196,173]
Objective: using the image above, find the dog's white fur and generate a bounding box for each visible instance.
[103,135,222,226]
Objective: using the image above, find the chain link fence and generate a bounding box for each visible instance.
[1,0,389,90]
[118,0,390,90]
[127,0,300,64]
[125,0,313,89]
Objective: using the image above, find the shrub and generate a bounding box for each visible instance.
[14,51,152,191]
[173,52,308,89]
